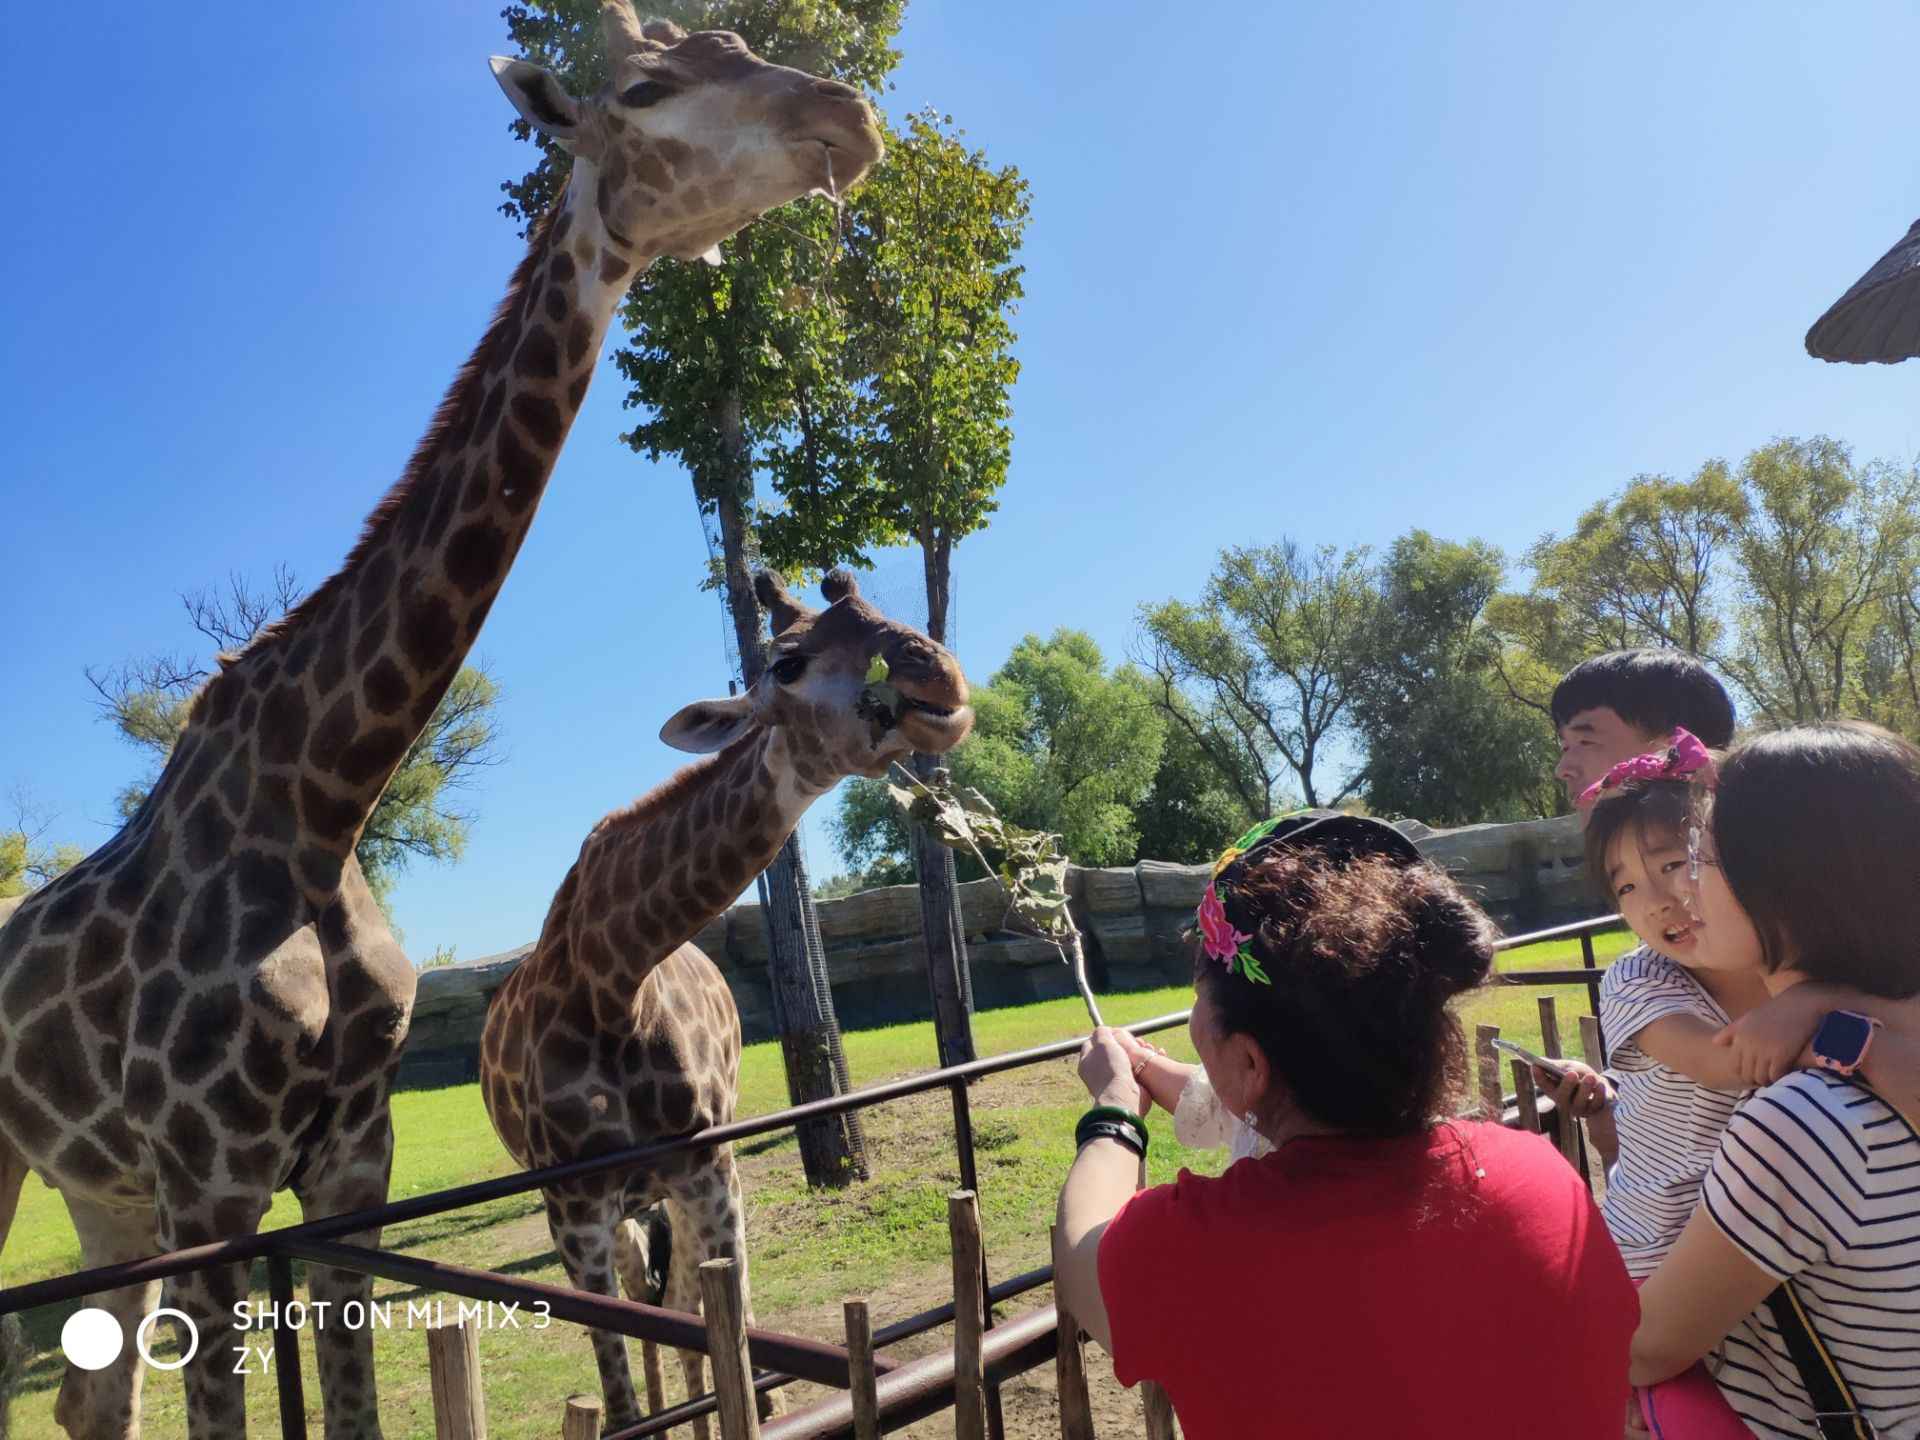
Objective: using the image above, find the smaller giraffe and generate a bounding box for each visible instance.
[480,570,972,1434]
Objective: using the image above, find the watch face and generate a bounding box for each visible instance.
[1813,1011,1875,1068]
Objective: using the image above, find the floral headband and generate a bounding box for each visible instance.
[1576,727,1718,808]
[1195,811,1424,984]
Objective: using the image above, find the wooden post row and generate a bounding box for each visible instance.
[949,1190,988,1440]
[701,1258,762,1440]
[427,1319,487,1440]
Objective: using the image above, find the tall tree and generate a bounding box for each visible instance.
[1350,532,1559,824]
[86,570,503,914]
[1486,464,1742,715]
[1722,437,1920,727]
[1137,541,1376,811]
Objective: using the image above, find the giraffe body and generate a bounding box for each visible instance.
[481,571,972,1435]
[0,9,881,1436]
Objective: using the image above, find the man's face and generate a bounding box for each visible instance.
[1556,706,1667,818]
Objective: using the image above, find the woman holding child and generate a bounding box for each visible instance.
[1606,723,1920,1437]
[1052,810,1637,1438]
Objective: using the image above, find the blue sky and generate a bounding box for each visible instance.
[5,2,1918,963]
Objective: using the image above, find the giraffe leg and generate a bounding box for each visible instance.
[664,1148,777,1433]
[547,1189,644,1433]
[613,1211,668,1419]
[657,1191,711,1440]
[153,1191,270,1440]
[293,1114,398,1440]
[49,1198,159,1440]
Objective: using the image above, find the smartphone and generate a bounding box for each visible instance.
[1489,1037,1569,1084]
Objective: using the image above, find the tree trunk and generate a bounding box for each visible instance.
[710,392,862,1187]
[913,528,976,1068]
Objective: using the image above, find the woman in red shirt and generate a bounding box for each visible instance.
[1053,811,1637,1439]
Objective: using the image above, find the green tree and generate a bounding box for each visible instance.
[1486,464,1742,717]
[86,571,503,913]
[1130,710,1257,863]
[825,108,1029,641]
[1489,437,1920,737]
[1350,532,1560,824]
[1137,541,1377,812]
[0,792,83,901]
[831,631,1166,879]
[1721,438,1920,727]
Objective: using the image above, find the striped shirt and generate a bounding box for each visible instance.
[1598,946,1745,1278]
[1703,1070,1920,1438]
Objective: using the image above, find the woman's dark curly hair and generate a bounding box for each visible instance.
[1195,849,1497,1136]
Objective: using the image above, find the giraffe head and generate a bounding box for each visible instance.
[661,570,973,783]
[491,3,884,262]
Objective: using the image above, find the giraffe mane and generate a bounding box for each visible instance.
[219,199,569,673]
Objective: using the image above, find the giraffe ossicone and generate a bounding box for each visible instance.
[480,568,971,1435]
[0,7,882,1437]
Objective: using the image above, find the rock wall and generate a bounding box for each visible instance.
[398,812,1593,1089]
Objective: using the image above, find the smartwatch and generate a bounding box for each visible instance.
[1810,1010,1882,1077]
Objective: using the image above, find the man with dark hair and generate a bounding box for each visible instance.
[1552,649,1736,816]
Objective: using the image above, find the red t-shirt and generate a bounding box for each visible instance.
[1098,1120,1636,1439]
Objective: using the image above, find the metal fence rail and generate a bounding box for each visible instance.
[0,910,1629,1440]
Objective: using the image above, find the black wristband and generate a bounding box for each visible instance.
[1076,1106,1149,1154]
[1076,1120,1147,1158]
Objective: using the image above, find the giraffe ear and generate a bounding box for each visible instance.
[491,58,584,149]
[660,695,756,754]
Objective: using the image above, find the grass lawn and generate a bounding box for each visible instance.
[1,929,1631,1438]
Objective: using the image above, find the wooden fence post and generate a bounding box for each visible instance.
[1537,997,1584,1168]
[844,1299,881,1440]
[427,1318,486,1440]
[1142,1380,1176,1439]
[1475,1024,1504,1116]
[1579,1014,1605,1070]
[560,1395,601,1440]
[1511,1059,1543,1133]
[949,1190,988,1440]
[1049,1225,1096,1440]
[701,1258,762,1440]
[1537,995,1564,1062]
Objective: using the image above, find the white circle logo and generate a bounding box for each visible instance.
[134,1308,198,1371]
[60,1308,125,1371]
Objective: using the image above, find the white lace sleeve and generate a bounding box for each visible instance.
[1173,1069,1238,1150]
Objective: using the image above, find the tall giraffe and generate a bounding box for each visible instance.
[0,10,882,1438]
[479,570,972,1435]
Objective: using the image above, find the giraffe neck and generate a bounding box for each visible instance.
[177,161,653,897]
[565,730,830,994]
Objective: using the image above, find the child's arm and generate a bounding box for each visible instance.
[1111,1031,1197,1116]
[1714,984,1920,1089]
[1632,1013,1753,1092]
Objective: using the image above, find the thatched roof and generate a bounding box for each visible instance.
[1807,217,1920,363]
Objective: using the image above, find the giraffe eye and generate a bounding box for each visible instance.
[620,80,674,108]
[770,655,807,684]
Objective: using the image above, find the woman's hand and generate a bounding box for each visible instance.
[1079,1027,1146,1115]
[1539,1059,1614,1119]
